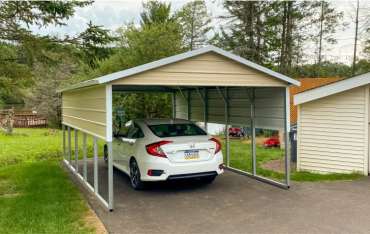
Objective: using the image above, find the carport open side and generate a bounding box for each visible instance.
[59,45,300,211]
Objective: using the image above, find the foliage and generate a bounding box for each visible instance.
[0,43,34,105]
[291,61,352,78]
[356,59,370,75]
[78,21,117,68]
[0,161,93,234]
[310,1,344,67]
[176,0,212,50]
[81,2,184,121]
[214,1,348,76]
[113,93,172,123]
[140,0,174,27]
[0,1,92,114]
[25,44,82,127]
[0,1,91,41]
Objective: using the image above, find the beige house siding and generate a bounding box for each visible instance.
[111,52,286,87]
[297,86,369,175]
[62,85,107,140]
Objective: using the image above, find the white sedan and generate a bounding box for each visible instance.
[104,119,224,189]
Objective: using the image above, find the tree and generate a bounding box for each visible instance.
[140,0,173,27]
[0,1,91,43]
[176,0,212,50]
[25,43,82,127]
[352,0,360,75]
[216,1,321,74]
[78,1,184,122]
[308,1,344,76]
[78,21,117,68]
[0,1,91,107]
[216,1,282,66]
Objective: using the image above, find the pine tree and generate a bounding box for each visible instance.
[176,0,212,50]
[312,1,344,76]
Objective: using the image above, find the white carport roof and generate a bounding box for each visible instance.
[294,72,370,105]
[60,45,299,92]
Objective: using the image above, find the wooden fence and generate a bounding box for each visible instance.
[0,110,48,128]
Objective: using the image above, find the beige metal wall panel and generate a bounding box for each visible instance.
[111,52,286,87]
[175,92,188,119]
[297,86,368,175]
[62,85,107,140]
[175,87,285,129]
[254,88,285,130]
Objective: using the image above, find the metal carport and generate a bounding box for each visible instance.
[60,45,300,211]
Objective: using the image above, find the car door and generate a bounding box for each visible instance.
[112,124,131,171]
[120,122,144,169]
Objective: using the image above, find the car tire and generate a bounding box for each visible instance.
[103,145,108,163]
[129,159,145,190]
[201,175,216,184]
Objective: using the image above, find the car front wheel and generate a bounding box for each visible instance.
[129,159,145,190]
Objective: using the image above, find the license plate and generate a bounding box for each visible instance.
[184,150,199,160]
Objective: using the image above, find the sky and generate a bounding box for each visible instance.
[30,0,370,65]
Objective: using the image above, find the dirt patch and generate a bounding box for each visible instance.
[84,206,108,234]
[261,158,295,173]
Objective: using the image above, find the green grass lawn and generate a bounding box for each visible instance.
[0,128,99,234]
[0,128,104,167]
[0,161,93,234]
[222,138,363,182]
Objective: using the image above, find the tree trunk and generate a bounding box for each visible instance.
[352,0,360,75]
[256,5,262,64]
[285,1,293,73]
[318,1,324,69]
[280,2,287,72]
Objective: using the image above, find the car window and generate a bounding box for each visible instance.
[148,123,207,138]
[127,124,144,139]
[114,125,130,138]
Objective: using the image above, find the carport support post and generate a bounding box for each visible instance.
[62,125,66,160]
[172,91,176,119]
[251,88,256,175]
[284,87,291,186]
[187,90,191,120]
[107,142,113,210]
[74,129,78,172]
[93,137,98,194]
[203,88,208,132]
[225,88,230,167]
[68,126,71,164]
[83,132,87,181]
[217,87,230,167]
[106,84,114,211]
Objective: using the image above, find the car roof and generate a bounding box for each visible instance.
[134,118,192,126]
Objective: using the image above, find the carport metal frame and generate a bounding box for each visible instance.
[173,86,291,189]
[62,85,290,211]
[60,46,298,211]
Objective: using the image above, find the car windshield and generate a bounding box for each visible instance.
[148,123,207,138]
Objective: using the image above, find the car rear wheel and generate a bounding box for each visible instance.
[130,159,145,190]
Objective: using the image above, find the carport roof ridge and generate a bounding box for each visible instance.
[294,72,370,105]
[60,45,300,92]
